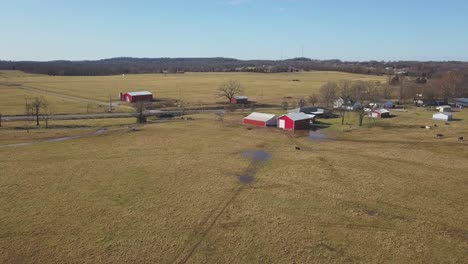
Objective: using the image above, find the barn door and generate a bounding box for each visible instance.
[278,119,285,129]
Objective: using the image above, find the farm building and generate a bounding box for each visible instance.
[370,100,394,109]
[277,113,312,131]
[455,98,468,108]
[369,109,390,118]
[415,99,448,107]
[120,91,153,103]
[288,106,333,118]
[333,97,361,110]
[243,112,277,127]
[433,112,453,121]
[231,96,248,104]
[436,105,451,112]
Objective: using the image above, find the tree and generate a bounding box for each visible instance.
[25,97,48,126]
[438,71,464,100]
[41,100,53,129]
[217,80,243,103]
[134,101,152,123]
[298,98,306,108]
[308,94,319,106]
[281,100,289,110]
[319,82,338,107]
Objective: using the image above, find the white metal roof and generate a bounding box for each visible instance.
[282,112,312,121]
[433,112,452,117]
[235,96,248,99]
[126,91,153,96]
[374,109,390,114]
[243,112,277,122]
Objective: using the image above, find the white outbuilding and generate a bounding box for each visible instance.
[436,105,451,112]
[433,112,453,121]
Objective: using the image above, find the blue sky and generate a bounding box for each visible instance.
[1,0,467,61]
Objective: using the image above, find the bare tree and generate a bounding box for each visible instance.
[438,71,464,100]
[217,80,243,103]
[298,98,306,108]
[319,82,338,107]
[133,101,152,123]
[41,99,53,129]
[308,94,319,106]
[25,97,48,126]
[0,113,2,127]
[281,100,289,110]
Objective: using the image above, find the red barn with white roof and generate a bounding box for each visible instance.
[277,113,312,131]
[243,112,278,127]
[121,91,153,103]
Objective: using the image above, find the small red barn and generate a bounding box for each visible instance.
[277,113,312,131]
[243,112,278,127]
[121,91,153,103]
[231,96,248,104]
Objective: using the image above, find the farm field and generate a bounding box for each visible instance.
[1,109,467,263]
[0,70,385,115]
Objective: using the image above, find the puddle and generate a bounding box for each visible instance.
[47,136,82,142]
[94,128,107,135]
[308,130,328,141]
[239,175,254,184]
[242,150,271,161]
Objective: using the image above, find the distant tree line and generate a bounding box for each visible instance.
[2,57,468,78]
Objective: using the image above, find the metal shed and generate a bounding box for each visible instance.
[243,112,277,127]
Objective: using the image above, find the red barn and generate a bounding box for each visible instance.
[277,113,312,131]
[243,112,278,127]
[231,96,248,104]
[121,91,153,103]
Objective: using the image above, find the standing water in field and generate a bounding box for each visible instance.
[237,150,271,184]
[241,150,271,161]
[308,130,328,141]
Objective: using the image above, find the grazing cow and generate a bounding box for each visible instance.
[458,137,464,142]
[445,122,450,125]
[295,146,301,150]
[434,124,438,127]
[436,134,443,139]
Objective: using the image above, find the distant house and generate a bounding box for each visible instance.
[333,97,360,110]
[288,106,333,118]
[277,113,312,131]
[242,112,277,127]
[436,105,451,112]
[120,91,153,103]
[231,96,248,104]
[380,100,395,109]
[455,98,468,108]
[369,109,390,118]
[433,112,453,121]
[415,99,448,107]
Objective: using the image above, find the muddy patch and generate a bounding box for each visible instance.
[239,175,254,184]
[237,150,271,184]
[308,130,328,141]
[242,150,271,161]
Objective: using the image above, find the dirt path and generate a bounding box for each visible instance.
[2,82,133,111]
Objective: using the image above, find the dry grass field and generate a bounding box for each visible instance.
[0,70,384,115]
[1,108,467,263]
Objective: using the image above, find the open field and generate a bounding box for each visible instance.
[1,108,467,263]
[0,70,385,115]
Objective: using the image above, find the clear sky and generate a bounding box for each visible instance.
[1,0,467,61]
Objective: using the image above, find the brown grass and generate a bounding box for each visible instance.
[1,110,467,263]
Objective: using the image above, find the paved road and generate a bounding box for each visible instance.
[0,107,292,122]
[0,109,228,121]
